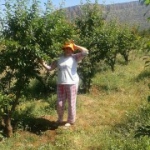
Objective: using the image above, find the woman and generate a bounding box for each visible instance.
[40,42,88,127]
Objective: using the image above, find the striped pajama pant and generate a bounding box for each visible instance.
[57,84,78,124]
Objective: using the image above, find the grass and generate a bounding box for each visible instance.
[0,54,150,150]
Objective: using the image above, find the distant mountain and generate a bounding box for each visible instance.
[64,1,150,30]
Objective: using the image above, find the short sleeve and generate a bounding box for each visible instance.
[72,52,88,62]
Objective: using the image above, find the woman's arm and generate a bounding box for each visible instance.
[39,59,57,71]
[73,44,89,62]
[74,44,89,54]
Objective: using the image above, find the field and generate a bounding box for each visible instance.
[0,53,150,150]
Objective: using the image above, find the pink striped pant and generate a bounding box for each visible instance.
[57,84,78,124]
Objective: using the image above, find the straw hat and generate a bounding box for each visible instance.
[62,42,75,51]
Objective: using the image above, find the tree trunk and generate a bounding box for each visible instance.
[2,114,13,137]
[124,54,129,65]
[2,91,21,137]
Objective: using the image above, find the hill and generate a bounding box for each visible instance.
[65,1,150,30]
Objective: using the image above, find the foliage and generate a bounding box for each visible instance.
[0,0,75,137]
[139,0,150,68]
[117,26,138,64]
[75,2,105,93]
[99,21,119,71]
[75,3,137,92]
[140,0,150,5]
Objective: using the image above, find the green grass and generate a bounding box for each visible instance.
[0,54,150,150]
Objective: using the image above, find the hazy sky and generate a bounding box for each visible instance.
[51,0,138,8]
[0,0,139,9]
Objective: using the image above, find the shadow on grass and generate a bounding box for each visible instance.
[134,96,150,138]
[135,70,150,82]
[0,117,59,138]
[135,126,150,138]
[95,85,119,93]
[14,116,59,135]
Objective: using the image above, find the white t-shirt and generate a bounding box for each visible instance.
[57,52,87,84]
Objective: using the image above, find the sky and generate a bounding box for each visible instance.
[0,0,139,9]
[51,0,138,8]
